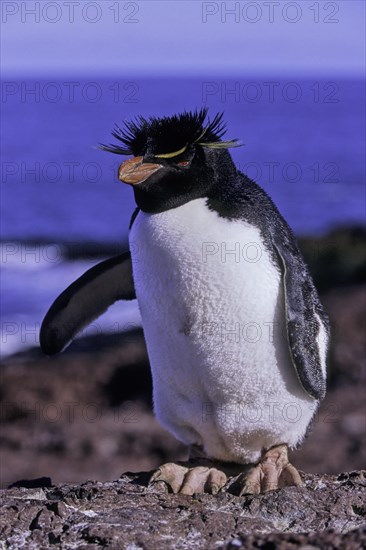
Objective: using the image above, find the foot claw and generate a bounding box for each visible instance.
[280,463,304,489]
[235,469,261,496]
[231,444,303,496]
[150,463,188,494]
[149,462,227,495]
[205,469,227,495]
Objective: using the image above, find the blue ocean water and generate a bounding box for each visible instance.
[1,77,365,356]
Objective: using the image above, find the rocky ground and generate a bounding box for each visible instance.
[0,227,365,547]
[1,471,366,549]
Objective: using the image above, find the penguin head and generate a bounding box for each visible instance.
[100,109,241,213]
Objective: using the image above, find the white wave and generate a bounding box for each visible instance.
[0,252,141,358]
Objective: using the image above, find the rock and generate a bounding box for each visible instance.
[0,471,365,549]
[298,226,366,292]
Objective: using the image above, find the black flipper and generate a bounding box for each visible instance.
[273,238,328,400]
[40,252,135,355]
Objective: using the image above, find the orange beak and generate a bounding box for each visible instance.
[118,156,163,185]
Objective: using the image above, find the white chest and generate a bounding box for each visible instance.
[129,198,316,463]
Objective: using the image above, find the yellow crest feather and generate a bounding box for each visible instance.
[155,144,188,158]
[198,140,242,149]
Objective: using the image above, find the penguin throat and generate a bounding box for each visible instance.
[133,184,208,214]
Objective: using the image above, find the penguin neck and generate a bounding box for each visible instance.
[206,151,242,203]
[204,153,256,220]
[133,180,208,213]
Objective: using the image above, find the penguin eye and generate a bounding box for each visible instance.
[177,160,190,167]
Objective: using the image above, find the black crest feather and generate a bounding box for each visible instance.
[99,108,240,156]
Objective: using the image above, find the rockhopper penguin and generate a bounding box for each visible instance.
[40,109,329,495]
